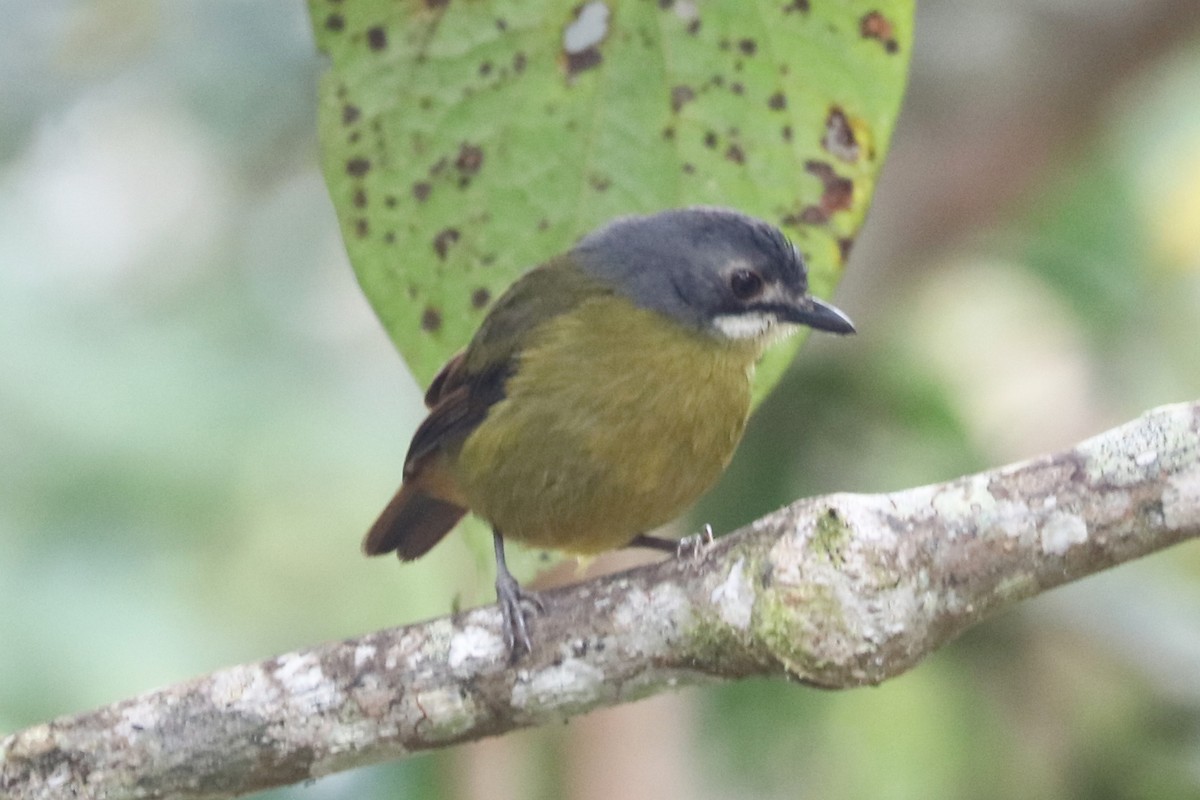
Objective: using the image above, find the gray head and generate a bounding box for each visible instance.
[571,206,854,341]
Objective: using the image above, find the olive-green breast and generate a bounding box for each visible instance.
[454,293,763,554]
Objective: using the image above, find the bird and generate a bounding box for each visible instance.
[364,206,855,657]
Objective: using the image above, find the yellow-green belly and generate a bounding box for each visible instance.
[454,297,761,554]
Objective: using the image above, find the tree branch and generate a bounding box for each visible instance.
[3,400,1198,800]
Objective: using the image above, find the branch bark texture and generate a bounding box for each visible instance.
[3,401,1198,799]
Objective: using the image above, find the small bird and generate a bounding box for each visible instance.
[365,207,854,656]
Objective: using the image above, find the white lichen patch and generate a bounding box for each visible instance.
[272,652,342,713]
[412,686,477,737]
[1163,464,1200,531]
[447,624,504,669]
[710,558,753,630]
[208,664,279,710]
[613,583,689,631]
[563,1,609,53]
[1081,402,1193,486]
[929,475,998,538]
[353,643,376,669]
[1040,511,1088,555]
[113,700,160,740]
[982,498,1034,538]
[510,658,606,711]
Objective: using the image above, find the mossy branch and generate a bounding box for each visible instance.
[3,400,1198,800]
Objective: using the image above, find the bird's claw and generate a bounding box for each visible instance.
[495,569,543,661]
[676,523,715,560]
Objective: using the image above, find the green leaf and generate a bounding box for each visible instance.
[310,0,912,402]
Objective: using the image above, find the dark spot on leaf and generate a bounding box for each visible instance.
[496,18,508,31]
[513,52,527,73]
[421,307,443,333]
[425,0,449,8]
[346,157,370,177]
[561,3,610,79]
[455,143,484,176]
[662,126,676,140]
[384,231,395,244]
[433,228,461,259]
[429,157,448,177]
[537,218,550,231]
[671,85,695,113]
[342,105,360,125]
[703,131,718,148]
[730,82,744,95]
[481,253,496,265]
[589,173,611,192]
[768,91,786,111]
[779,64,790,76]
[738,38,756,56]
[798,206,827,224]
[782,125,793,142]
[860,11,899,53]
[822,106,860,163]
[367,26,387,50]
[354,218,369,238]
[837,237,855,262]
[347,131,360,144]
[725,144,745,165]
[479,61,493,76]
[407,284,418,299]
[565,48,602,76]
[682,162,696,174]
[658,0,673,8]
[782,0,809,12]
[352,188,367,208]
[412,182,431,202]
[718,38,730,51]
[384,194,397,207]
[687,19,701,35]
[325,14,344,31]
[472,288,491,309]
[802,160,854,223]
[419,96,434,110]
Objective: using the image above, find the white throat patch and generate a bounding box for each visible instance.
[712,312,779,341]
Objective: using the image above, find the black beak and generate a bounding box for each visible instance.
[780,295,856,335]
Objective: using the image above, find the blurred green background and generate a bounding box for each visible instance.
[3,2,1199,799]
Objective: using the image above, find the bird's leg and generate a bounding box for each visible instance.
[493,529,542,660]
[629,524,715,560]
[627,534,680,553]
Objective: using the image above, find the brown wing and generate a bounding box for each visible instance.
[362,358,509,559]
[363,260,603,560]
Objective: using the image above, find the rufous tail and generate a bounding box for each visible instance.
[363,482,467,560]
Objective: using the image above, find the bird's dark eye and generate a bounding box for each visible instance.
[729,269,764,300]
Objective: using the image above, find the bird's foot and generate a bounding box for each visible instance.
[628,524,715,560]
[495,567,543,661]
[675,523,715,560]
